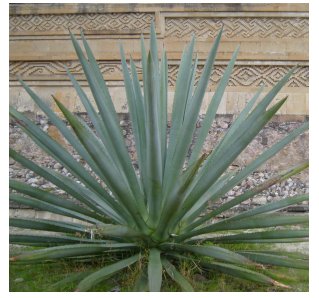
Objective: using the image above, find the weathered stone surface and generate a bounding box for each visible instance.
[9,3,309,219]
[9,3,308,116]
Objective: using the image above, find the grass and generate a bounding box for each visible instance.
[9,243,309,292]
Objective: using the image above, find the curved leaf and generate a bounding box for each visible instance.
[75,254,140,291]
[162,257,194,291]
[10,243,136,261]
[148,248,162,292]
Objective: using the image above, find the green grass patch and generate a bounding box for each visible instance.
[10,244,308,292]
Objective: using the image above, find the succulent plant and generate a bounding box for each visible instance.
[9,23,308,291]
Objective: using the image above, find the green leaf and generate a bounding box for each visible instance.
[201,260,289,288]
[173,97,288,231]
[130,58,147,190]
[10,243,136,261]
[9,107,123,217]
[189,46,240,164]
[204,122,308,207]
[161,243,252,266]
[186,161,308,231]
[165,37,195,182]
[10,149,125,224]
[10,193,101,224]
[227,193,308,222]
[133,268,149,291]
[75,254,140,291]
[10,180,104,222]
[154,153,207,239]
[50,271,93,291]
[144,52,163,225]
[178,214,308,241]
[53,97,149,232]
[238,251,308,269]
[73,31,145,212]
[159,50,168,167]
[19,79,106,180]
[203,229,309,244]
[163,30,222,202]
[148,248,162,292]
[9,234,104,247]
[118,50,147,213]
[96,224,143,239]
[9,218,88,234]
[162,257,194,291]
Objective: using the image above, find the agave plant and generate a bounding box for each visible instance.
[9,23,309,291]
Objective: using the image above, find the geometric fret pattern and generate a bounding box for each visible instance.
[10,61,309,88]
[10,13,154,33]
[165,17,309,39]
[169,65,309,88]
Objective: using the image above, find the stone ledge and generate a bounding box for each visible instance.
[9,3,309,15]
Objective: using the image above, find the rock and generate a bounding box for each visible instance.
[219,121,229,129]
[53,163,63,170]
[227,190,235,196]
[27,178,39,184]
[235,190,243,196]
[39,119,48,125]
[252,196,267,205]
[14,278,24,283]
[241,199,251,205]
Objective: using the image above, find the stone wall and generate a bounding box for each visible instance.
[9,3,309,218]
[10,3,308,116]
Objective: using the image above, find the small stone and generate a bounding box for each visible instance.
[40,119,48,125]
[119,120,126,126]
[26,172,33,179]
[219,121,229,129]
[53,163,63,170]
[14,278,24,283]
[246,180,254,187]
[241,199,251,205]
[252,196,267,205]
[228,190,235,196]
[27,178,39,184]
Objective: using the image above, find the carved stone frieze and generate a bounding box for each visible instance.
[165,17,308,39]
[10,13,154,33]
[10,61,308,88]
[167,65,308,88]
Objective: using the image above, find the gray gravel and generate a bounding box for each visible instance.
[9,115,308,214]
